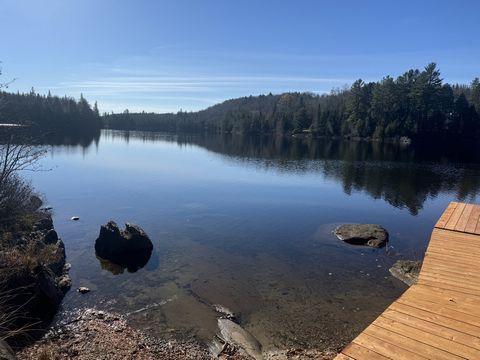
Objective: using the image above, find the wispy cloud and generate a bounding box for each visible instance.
[61,75,351,95]
[43,48,362,112]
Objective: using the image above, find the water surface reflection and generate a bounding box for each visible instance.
[30,130,480,351]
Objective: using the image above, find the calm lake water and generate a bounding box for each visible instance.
[29,130,480,351]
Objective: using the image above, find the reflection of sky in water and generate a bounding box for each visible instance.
[28,131,480,350]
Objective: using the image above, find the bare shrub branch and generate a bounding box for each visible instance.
[0,133,46,232]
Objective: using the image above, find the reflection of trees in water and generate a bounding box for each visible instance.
[176,133,480,215]
[0,126,101,149]
[59,130,480,215]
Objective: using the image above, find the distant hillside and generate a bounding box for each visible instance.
[103,63,480,141]
[103,92,321,134]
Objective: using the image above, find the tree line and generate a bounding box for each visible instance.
[104,63,480,140]
[0,89,102,136]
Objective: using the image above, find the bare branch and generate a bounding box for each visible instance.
[0,63,17,89]
[0,131,46,232]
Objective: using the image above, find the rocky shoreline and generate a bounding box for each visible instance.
[0,210,71,342]
[15,308,338,360]
[16,309,210,360]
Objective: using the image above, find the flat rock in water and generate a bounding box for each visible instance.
[71,216,80,221]
[389,260,421,286]
[217,318,263,360]
[334,224,388,248]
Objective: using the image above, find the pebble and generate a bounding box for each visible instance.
[77,287,90,294]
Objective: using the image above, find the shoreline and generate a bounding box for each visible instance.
[16,308,340,360]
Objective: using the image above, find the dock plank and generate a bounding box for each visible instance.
[364,324,463,360]
[342,342,389,360]
[352,332,427,360]
[372,316,480,359]
[389,301,480,338]
[335,202,480,359]
[465,205,480,233]
[445,202,466,230]
[435,202,458,229]
[454,204,474,232]
[381,309,480,349]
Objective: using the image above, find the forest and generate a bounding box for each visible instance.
[103,63,480,140]
[0,89,102,137]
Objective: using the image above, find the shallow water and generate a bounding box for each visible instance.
[29,130,480,350]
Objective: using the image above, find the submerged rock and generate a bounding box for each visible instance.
[334,224,388,248]
[94,221,153,273]
[217,318,263,360]
[96,256,125,275]
[389,260,421,286]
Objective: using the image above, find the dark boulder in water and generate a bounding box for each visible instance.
[95,221,153,273]
[334,224,388,248]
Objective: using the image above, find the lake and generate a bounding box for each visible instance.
[29,130,480,351]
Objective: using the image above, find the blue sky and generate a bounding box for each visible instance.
[1,0,479,113]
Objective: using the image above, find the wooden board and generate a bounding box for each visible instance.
[435,201,480,235]
[335,202,480,359]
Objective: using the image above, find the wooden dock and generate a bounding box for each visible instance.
[335,202,480,360]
